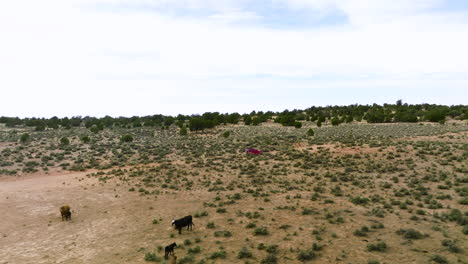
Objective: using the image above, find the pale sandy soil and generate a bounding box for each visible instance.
[0,172,207,264]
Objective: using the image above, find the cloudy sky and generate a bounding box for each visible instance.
[0,0,467,117]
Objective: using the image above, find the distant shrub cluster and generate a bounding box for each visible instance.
[1,101,466,131]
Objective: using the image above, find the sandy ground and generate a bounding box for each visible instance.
[0,172,205,264]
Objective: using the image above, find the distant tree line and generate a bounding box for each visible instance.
[1,101,467,131]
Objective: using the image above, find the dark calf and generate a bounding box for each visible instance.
[164,242,177,259]
[60,205,71,221]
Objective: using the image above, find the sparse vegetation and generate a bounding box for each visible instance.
[1,106,467,264]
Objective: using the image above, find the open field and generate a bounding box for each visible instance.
[1,122,467,264]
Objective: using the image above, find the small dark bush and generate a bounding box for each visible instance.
[253,227,269,236]
[237,247,253,259]
[121,134,133,142]
[367,241,387,252]
[430,255,448,264]
[297,248,317,261]
[396,228,425,239]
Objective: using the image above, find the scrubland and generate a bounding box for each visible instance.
[0,121,467,264]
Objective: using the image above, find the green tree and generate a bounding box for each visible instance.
[331,117,341,126]
[244,115,252,125]
[179,126,188,136]
[60,137,70,146]
[20,133,30,143]
[252,117,261,126]
[121,134,133,142]
[294,121,302,128]
[425,108,447,122]
[80,136,91,143]
[307,128,314,137]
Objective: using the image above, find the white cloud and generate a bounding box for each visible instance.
[0,0,467,117]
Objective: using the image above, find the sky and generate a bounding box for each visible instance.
[0,0,467,118]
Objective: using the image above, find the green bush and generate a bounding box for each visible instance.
[441,239,460,253]
[121,134,133,142]
[177,255,195,264]
[144,252,161,262]
[20,133,30,143]
[214,230,232,237]
[80,135,91,143]
[179,126,188,136]
[187,246,201,254]
[60,137,70,146]
[396,228,425,239]
[367,241,387,252]
[237,247,253,259]
[297,248,316,261]
[261,254,278,264]
[253,227,269,236]
[209,250,227,259]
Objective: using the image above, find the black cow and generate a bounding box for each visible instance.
[164,242,177,259]
[171,215,194,234]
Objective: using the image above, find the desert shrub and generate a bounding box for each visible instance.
[430,255,448,264]
[354,227,368,237]
[144,252,161,262]
[214,230,232,237]
[367,241,387,252]
[253,227,269,236]
[261,254,278,264]
[80,135,91,143]
[245,222,256,228]
[266,245,279,254]
[307,128,314,136]
[368,260,380,264]
[312,243,325,251]
[121,134,133,142]
[441,240,460,253]
[237,247,253,259]
[187,246,201,254]
[206,222,216,229]
[20,133,30,143]
[302,208,315,215]
[396,228,425,239]
[463,226,468,235]
[459,198,468,205]
[350,196,369,205]
[179,126,188,136]
[297,248,317,261]
[222,131,230,138]
[209,250,227,259]
[194,211,208,218]
[177,255,195,264]
[60,137,70,146]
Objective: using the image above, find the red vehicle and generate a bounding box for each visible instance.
[245,148,262,155]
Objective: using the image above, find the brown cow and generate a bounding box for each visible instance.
[60,205,71,221]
